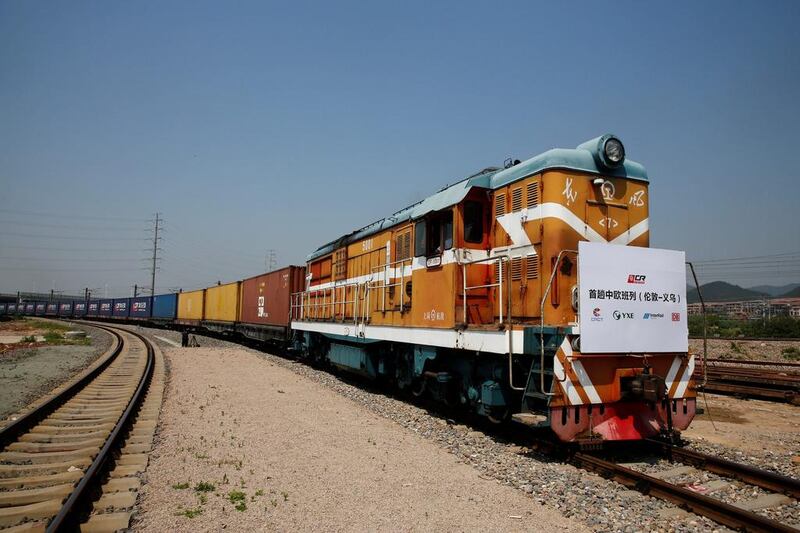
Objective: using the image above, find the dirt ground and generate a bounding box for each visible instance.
[133,346,587,532]
[684,392,799,462]
[0,320,111,420]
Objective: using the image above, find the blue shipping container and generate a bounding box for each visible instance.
[0,303,6,315]
[130,296,152,319]
[58,302,72,316]
[45,303,58,315]
[73,301,87,317]
[25,303,35,314]
[35,303,46,315]
[86,301,99,317]
[113,298,130,318]
[98,300,113,317]
[152,293,178,319]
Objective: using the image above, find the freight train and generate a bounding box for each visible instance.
[1,135,694,444]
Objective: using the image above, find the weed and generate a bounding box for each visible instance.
[729,341,745,354]
[281,491,289,501]
[198,493,208,505]
[783,347,800,360]
[44,331,63,343]
[222,473,229,484]
[171,482,190,490]
[255,489,264,497]
[20,335,36,343]
[178,507,203,518]
[194,481,216,493]
[228,490,247,511]
[271,498,278,507]
[194,452,209,460]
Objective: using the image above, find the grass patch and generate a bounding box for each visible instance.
[228,490,247,511]
[20,335,36,343]
[171,482,190,490]
[26,320,69,331]
[178,507,203,518]
[194,481,215,493]
[783,346,800,360]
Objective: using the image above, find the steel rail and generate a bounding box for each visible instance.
[571,452,797,533]
[646,439,800,499]
[0,326,124,449]
[46,325,155,531]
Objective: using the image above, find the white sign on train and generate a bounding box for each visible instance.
[578,241,688,354]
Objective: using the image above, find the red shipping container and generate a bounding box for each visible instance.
[239,266,305,328]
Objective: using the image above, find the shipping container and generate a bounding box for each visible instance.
[73,301,87,318]
[24,303,35,314]
[98,300,113,317]
[7,304,17,314]
[239,266,306,328]
[177,289,204,322]
[113,298,130,318]
[87,301,100,317]
[152,294,178,320]
[45,303,58,315]
[0,303,6,315]
[59,302,73,316]
[35,303,46,315]
[130,296,152,319]
[204,282,240,323]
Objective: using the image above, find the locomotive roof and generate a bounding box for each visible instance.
[307,134,648,262]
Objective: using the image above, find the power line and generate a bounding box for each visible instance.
[0,245,149,252]
[0,208,148,222]
[0,232,149,241]
[0,220,146,231]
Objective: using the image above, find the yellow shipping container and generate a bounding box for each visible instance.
[204,282,240,322]
[178,289,205,321]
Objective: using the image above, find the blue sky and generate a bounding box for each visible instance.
[1,1,799,296]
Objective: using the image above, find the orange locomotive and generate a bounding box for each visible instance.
[291,134,695,443]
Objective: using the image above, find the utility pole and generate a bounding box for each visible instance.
[84,287,89,305]
[133,284,138,297]
[266,249,277,272]
[150,213,162,296]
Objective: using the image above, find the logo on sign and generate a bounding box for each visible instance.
[627,274,646,284]
[643,312,665,319]
[672,312,681,322]
[591,308,603,322]
[613,310,634,320]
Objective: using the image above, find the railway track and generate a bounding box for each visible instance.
[0,323,165,531]
[695,359,800,404]
[524,435,799,532]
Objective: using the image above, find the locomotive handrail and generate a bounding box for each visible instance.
[370,256,413,313]
[686,261,708,388]
[459,254,511,325]
[291,277,373,326]
[540,249,577,397]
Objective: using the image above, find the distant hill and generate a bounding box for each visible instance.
[687,281,767,304]
[780,286,800,298]
[749,283,800,297]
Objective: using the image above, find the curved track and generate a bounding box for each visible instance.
[0,323,159,531]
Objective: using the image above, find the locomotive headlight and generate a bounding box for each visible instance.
[604,137,625,164]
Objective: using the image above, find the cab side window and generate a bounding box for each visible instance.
[463,201,483,244]
[413,210,453,257]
